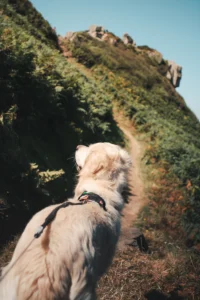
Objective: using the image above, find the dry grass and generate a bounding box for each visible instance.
[0,235,20,269]
[1,115,199,300]
[97,112,200,300]
[1,233,199,300]
[97,241,200,300]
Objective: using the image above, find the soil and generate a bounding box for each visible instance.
[114,110,147,250]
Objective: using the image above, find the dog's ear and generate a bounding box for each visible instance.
[105,145,131,170]
[119,148,132,170]
[80,151,109,176]
[79,145,131,178]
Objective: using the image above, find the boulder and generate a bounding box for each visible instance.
[123,33,136,47]
[101,33,118,45]
[109,37,118,46]
[89,25,104,33]
[88,25,120,46]
[65,31,76,41]
[147,50,163,64]
[166,60,182,88]
[88,25,105,39]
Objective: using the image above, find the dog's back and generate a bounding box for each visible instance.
[0,142,131,300]
[0,202,120,300]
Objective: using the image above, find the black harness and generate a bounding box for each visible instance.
[78,191,107,211]
[34,191,107,239]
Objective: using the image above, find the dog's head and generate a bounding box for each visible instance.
[75,143,131,185]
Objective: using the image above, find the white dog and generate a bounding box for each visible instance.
[0,142,131,300]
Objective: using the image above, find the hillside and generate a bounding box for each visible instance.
[1,0,59,48]
[0,0,123,242]
[0,1,200,299]
[62,29,200,243]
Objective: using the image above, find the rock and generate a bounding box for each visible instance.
[88,25,121,46]
[109,37,118,46]
[65,31,73,39]
[88,25,105,39]
[166,60,182,88]
[147,50,163,64]
[65,31,76,41]
[101,33,118,45]
[123,33,136,47]
[101,33,108,41]
[89,25,104,33]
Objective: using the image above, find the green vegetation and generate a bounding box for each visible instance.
[0,2,122,242]
[1,0,59,48]
[68,32,200,243]
[1,0,199,242]
[1,1,200,298]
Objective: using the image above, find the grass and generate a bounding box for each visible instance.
[1,2,200,299]
[97,113,200,299]
[1,236,199,299]
[97,243,200,299]
[86,60,200,243]
[0,2,123,245]
[1,120,200,299]
[0,235,20,268]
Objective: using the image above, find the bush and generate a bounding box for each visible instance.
[0,7,123,244]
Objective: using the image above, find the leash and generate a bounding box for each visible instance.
[34,191,107,239]
[34,202,84,238]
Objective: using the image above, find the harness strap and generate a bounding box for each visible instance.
[34,192,107,239]
[1,194,107,284]
[78,191,107,212]
[34,202,84,238]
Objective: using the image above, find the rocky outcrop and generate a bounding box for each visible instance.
[62,26,182,88]
[166,60,182,88]
[88,26,137,48]
[122,33,136,47]
[101,33,118,46]
[147,50,163,64]
[88,25,105,39]
[136,46,163,64]
[64,31,77,41]
[88,25,120,46]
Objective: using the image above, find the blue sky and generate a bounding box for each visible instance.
[31,0,200,120]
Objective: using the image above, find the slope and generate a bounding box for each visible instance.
[0,1,200,298]
[0,1,123,244]
[1,0,59,48]
[64,31,200,244]
[97,110,200,299]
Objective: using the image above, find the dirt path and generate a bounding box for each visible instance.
[114,110,146,250]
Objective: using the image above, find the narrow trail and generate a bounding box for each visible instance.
[114,110,146,250]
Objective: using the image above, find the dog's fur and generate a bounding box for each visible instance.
[0,142,131,300]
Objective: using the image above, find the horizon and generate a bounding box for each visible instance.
[31,0,200,120]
